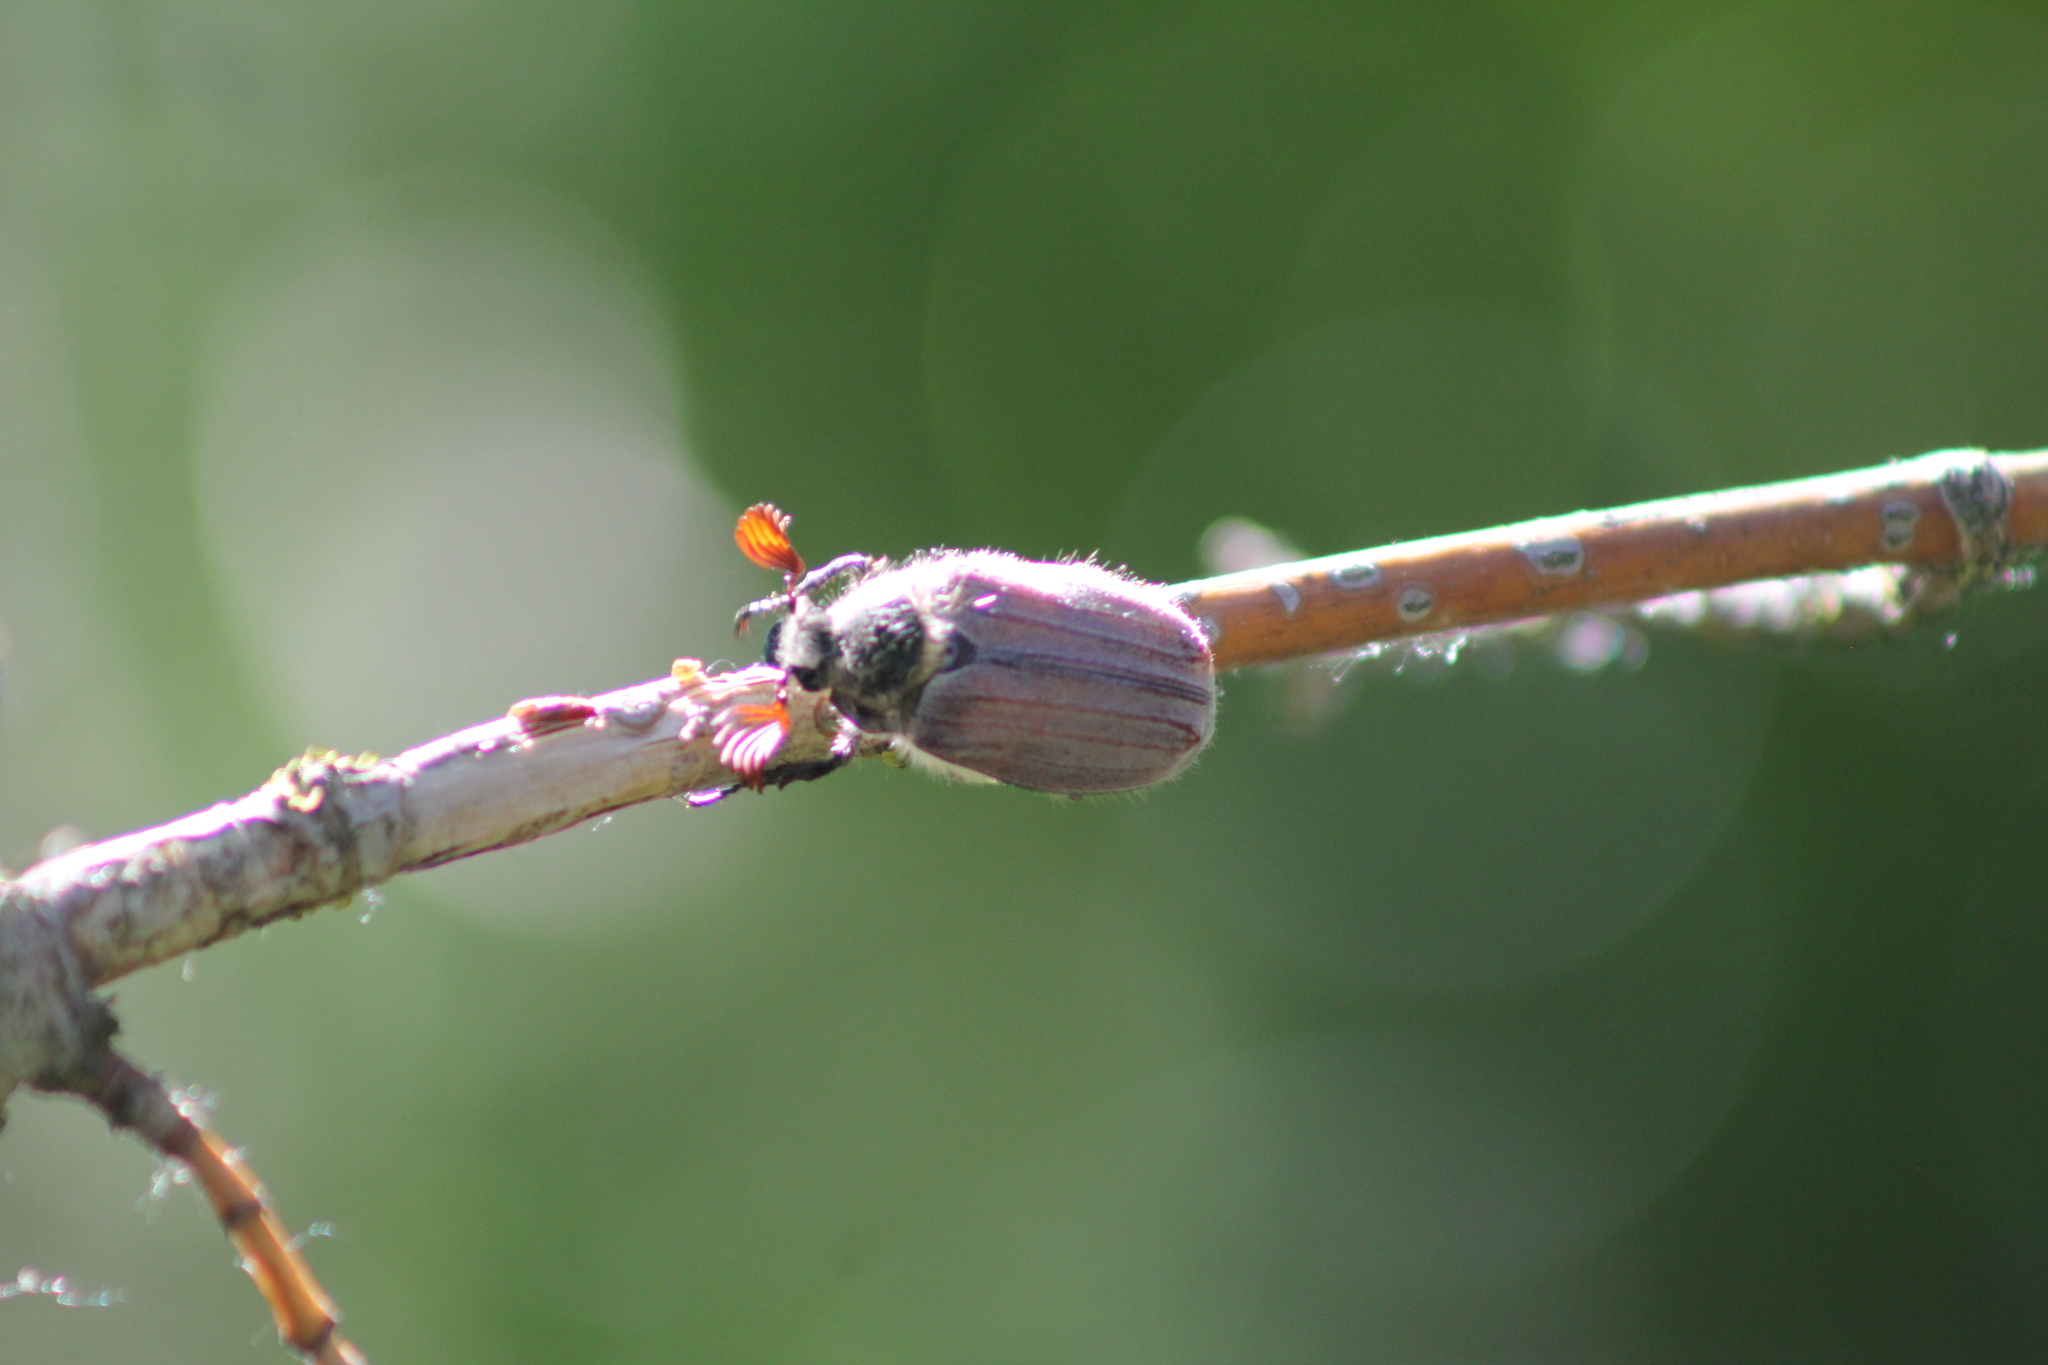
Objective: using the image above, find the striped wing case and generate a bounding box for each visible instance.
[908,556,1216,794]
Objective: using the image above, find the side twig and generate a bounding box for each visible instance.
[43,1053,365,1365]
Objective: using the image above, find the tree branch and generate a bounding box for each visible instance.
[4,663,842,1019]
[1,445,2042,1361]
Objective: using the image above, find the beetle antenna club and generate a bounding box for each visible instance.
[733,503,806,635]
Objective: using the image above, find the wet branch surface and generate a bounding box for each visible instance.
[0,447,2041,1361]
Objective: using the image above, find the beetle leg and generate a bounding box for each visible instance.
[793,553,877,600]
[762,714,864,787]
[733,591,797,636]
[734,554,871,633]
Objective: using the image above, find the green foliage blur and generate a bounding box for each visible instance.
[5,2,2048,1361]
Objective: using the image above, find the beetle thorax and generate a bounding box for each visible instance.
[812,572,957,733]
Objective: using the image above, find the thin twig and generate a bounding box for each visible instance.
[1174,448,2045,669]
[48,1052,365,1364]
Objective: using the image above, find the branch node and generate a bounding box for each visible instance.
[1935,450,2019,587]
[0,890,115,1115]
[1894,451,2029,619]
[261,749,383,816]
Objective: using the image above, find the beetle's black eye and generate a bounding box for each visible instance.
[783,616,836,692]
[761,618,785,666]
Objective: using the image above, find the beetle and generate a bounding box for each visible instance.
[727,504,1216,795]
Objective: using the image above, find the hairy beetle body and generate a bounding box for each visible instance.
[834,553,1216,793]
[733,503,1216,796]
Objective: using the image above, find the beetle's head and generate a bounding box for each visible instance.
[764,604,838,694]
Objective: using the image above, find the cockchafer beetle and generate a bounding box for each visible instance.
[727,504,1217,795]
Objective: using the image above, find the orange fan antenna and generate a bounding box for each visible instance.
[735,504,806,578]
[722,697,793,789]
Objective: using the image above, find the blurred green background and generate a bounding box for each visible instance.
[4,1,2048,1360]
